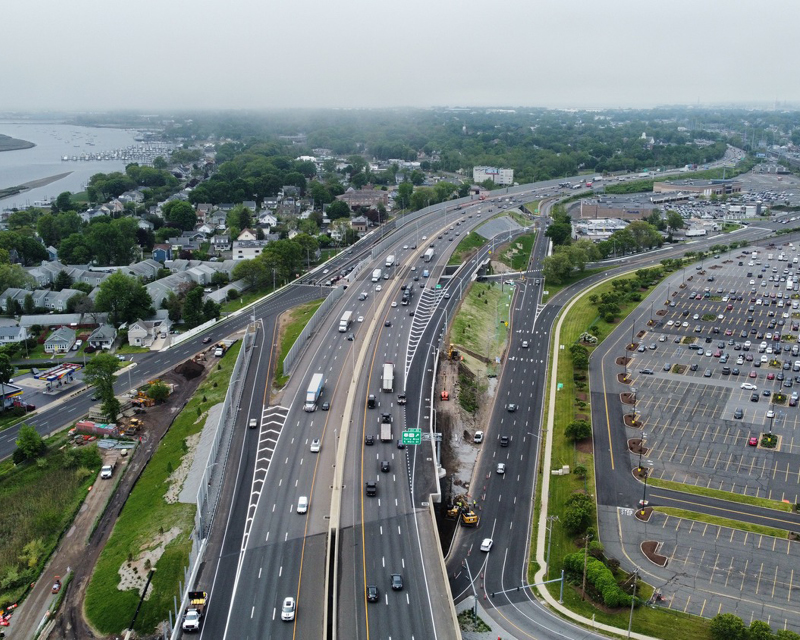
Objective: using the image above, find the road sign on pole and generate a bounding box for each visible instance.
[402,429,422,445]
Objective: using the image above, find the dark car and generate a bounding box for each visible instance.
[384,320,391,327]
[391,574,404,591]
[500,435,510,447]
[751,393,759,402]
[381,460,390,472]
[202,336,212,344]
[397,439,406,449]
[734,408,744,419]
[365,434,375,446]
[367,585,379,602]
[321,401,330,411]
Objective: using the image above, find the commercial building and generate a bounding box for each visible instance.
[576,198,658,221]
[572,218,629,242]
[335,187,389,210]
[472,166,514,186]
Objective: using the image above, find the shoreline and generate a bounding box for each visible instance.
[0,133,36,152]
[0,172,74,202]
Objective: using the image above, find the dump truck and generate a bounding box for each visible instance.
[382,363,394,393]
[338,310,353,333]
[182,591,207,631]
[304,373,324,412]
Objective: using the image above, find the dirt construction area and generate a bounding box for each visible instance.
[8,357,216,640]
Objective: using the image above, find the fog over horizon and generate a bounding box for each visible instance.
[2,0,799,112]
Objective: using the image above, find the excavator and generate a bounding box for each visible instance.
[445,495,480,527]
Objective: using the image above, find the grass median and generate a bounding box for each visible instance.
[647,477,795,513]
[541,268,605,303]
[273,298,325,387]
[653,507,790,540]
[450,282,514,363]
[449,231,486,265]
[84,342,241,635]
[498,233,535,271]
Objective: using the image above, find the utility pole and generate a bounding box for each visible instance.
[627,568,639,638]
[546,515,559,579]
[581,533,592,600]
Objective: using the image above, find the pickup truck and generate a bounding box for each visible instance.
[182,591,207,631]
[100,463,115,479]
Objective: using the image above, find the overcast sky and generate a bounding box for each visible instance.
[3,0,798,112]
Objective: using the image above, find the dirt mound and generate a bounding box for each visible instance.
[175,359,204,379]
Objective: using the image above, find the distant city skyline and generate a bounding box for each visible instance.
[1,0,798,112]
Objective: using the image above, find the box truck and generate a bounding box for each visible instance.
[304,373,324,412]
[338,310,353,332]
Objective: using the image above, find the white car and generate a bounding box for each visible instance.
[391,301,398,307]
[692,314,700,320]
[403,245,409,250]
[741,383,757,390]
[480,538,494,552]
[358,316,364,323]
[767,410,775,419]
[658,335,666,342]
[310,438,321,452]
[375,284,382,291]
[666,320,675,327]
[682,321,689,328]
[496,463,506,475]
[474,430,484,443]
[281,597,296,621]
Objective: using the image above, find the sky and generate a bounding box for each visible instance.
[2,0,799,112]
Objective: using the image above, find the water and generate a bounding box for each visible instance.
[0,120,143,208]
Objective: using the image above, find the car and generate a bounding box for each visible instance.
[358,315,364,323]
[281,597,296,621]
[521,340,529,348]
[499,435,510,447]
[321,401,330,411]
[690,363,698,371]
[381,460,390,472]
[202,336,212,344]
[403,245,409,250]
[474,430,484,443]
[297,496,308,513]
[639,368,654,375]
[496,463,506,475]
[751,393,760,402]
[375,284,382,291]
[480,538,494,552]
[767,372,775,380]
[658,335,666,342]
[734,408,744,419]
[748,436,759,446]
[249,418,258,428]
[367,585,379,602]
[663,363,672,372]
[384,320,391,327]
[391,574,404,590]
[506,403,517,412]
[763,389,771,397]
[310,438,321,452]
[767,409,775,419]
[100,464,114,479]
[397,439,406,449]
[693,314,700,321]
[637,345,646,353]
[391,301,398,308]
[365,434,374,446]
[704,369,712,377]
[742,382,757,390]
[648,343,657,350]
[409,311,415,316]
[347,333,354,341]
[52,576,62,594]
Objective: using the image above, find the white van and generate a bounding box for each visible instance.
[297,496,308,514]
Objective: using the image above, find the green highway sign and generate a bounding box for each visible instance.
[402,429,422,445]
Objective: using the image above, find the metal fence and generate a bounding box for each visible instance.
[282,285,344,375]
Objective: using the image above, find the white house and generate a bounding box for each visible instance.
[0,325,27,345]
[232,240,269,261]
[87,324,117,350]
[44,327,76,354]
[128,316,172,348]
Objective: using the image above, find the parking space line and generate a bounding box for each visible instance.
[683,595,692,613]
[709,553,720,584]
[740,559,749,591]
[772,565,780,598]
[789,569,794,602]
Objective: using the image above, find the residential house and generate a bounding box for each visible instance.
[242,200,257,212]
[233,240,269,261]
[207,210,227,229]
[237,228,258,241]
[26,261,108,288]
[46,246,58,261]
[258,213,278,227]
[350,216,369,233]
[19,313,108,329]
[138,218,155,231]
[44,327,76,354]
[211,235,230,252]
[146,272,194,309]
[152,244,172,263]
[196,223,214,236]
[281,186,300,199]
[167,232,205,254]
[0,287,85,312]
[123,259,162,282]
[186,263,217,285]
[0,325,28,345]
[119,190,144,204]
[263,198,279,210]
[217,203,235,212]
[87,324,117,350]
[127,314,172,348]
[196,203,213,221]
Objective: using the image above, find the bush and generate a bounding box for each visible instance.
[563,493,594,534]
[227,289,240,301]
[709,613,747,640]
[573,464,588,478]
[563,551,632,608]
[565,420,592,442]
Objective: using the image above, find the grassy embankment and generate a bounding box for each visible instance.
[524,200,540,215]
[537,274,713,640]
[497,233,535,271]
[647,476,794,513]
[654,507,790,540]
[273,298,326,387]
[449,231,487,265]
[540,268,605,303]
[84,342,241,634]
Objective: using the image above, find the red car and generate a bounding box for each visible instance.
[767,373,775,380]
[749,371,757,378]
[748,436,759,447]
[202,336,212,344]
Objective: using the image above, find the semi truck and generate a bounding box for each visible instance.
[382,363,394,392]
[423,248,435,262]
[372,268,382,282]
[182,591,207,631]
[338,310,353,332]
[304,373,324,412]
[385,254,395,268]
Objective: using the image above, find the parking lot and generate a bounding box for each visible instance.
[628,243,800,503]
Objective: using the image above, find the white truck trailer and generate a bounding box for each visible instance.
[338,310,353,332]
[304,373,324,412]
[372,268,382,282]
[382,363,394,393]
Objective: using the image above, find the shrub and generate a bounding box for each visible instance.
[565,420,592,442]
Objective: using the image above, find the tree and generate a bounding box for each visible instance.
[565,420,592,441]
[748,620,775,640]
[309,181,332,207]
[58,233,92,264]
[182,287,205,327]
[162,200,197,231]
[147,381,170,403]
[83,353,121,422]
[326,200,351,220]
[563,493,594,534]
[232,259,267,290]
[666,210,685,232]
[66,292,93,314]
[542,253,574,284]
[15,424,46,461]
[54,270,73,291]
[545,221,572,246]
[152,156,168,170]
[211,271,229,286]
[0,263,35,294]
[227,205,253,232]
[23,293,35,315]
[94,271,153,325]
[396,182,413,209]
[776,631,800,640]
[0,231,47,265]
[0,354,14,385]
[55,191,74,212]
[709,613,748,640]
[203,299,220,322]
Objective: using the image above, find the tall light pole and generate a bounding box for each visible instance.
[546,515,559,579]
[637,432,647,470]
[627,567,639,638]
[639,460,654,513]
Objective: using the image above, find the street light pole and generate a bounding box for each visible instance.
[546,515,559,579]
[627,568,639,638]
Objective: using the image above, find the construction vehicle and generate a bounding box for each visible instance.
[447,344,460,360]
[445,495,479,527]
[460,510,480,527]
